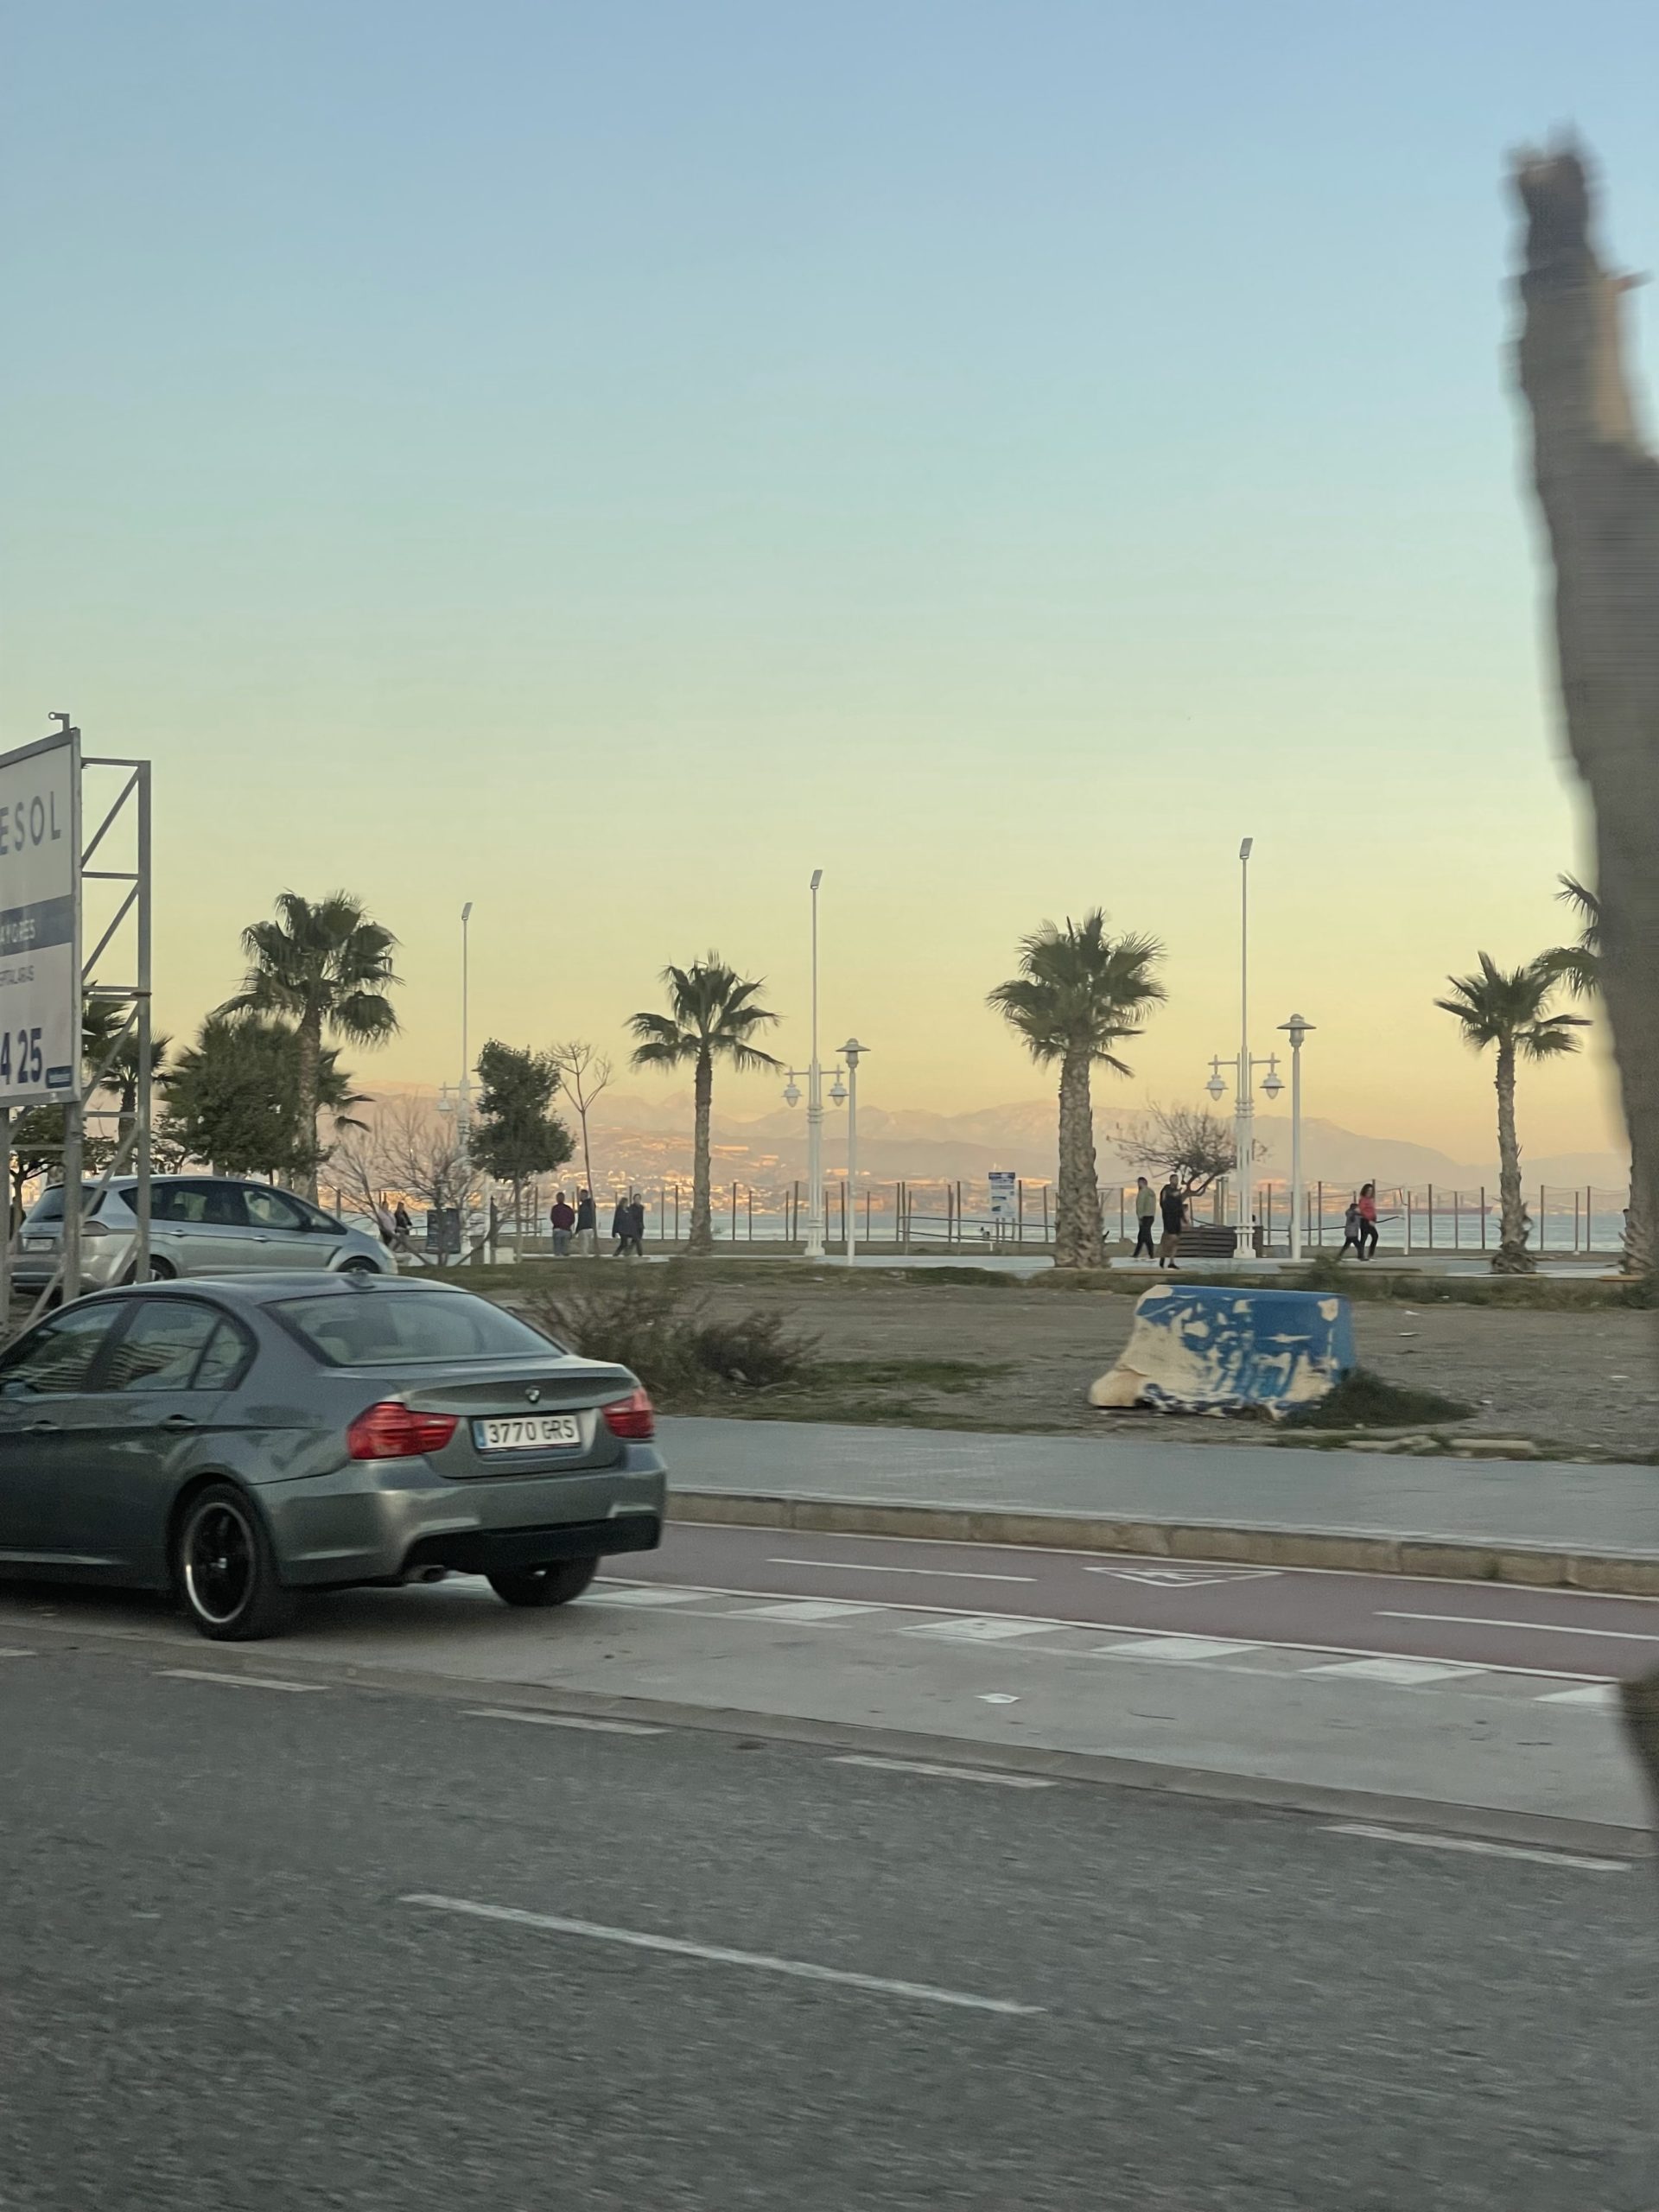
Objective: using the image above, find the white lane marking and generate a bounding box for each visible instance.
[1095,1636,1263,1662]
[464,1708,666,1736]
[833,1754,1055,1789]
[728,1599,887,1623]
[580,1586,710,1608]
[584,1580,1613,1681]
[400,1894,1044,2016]
[903,1617,1059,1643]
[1084,1566,1281,1586]
[156,1669,326,1694]
[766,1558,1035,1583]
[0,1647,35,1658]
[1308,1657,1484,1686]
[1535,1684,1622,1707]
[1378,1609,1659,1643]
[1326,1824,1632,1873]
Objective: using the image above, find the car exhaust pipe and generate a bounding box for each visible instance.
[403,1565,449,1586]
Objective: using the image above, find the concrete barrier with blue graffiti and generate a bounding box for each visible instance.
[1089,1284,1355,1416]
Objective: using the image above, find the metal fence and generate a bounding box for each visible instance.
[411,1173,1630,1260]
[1229,1181,1627,1257]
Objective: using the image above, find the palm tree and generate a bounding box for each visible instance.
[1542,873,1643,1273]
[627,956,780,1255]
[988,912,1166,1269]
[1434,953,1588,1274]
[222,891,400,1199]
[99,1029,175,1147]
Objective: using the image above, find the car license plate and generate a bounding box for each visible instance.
[22,1237,49,1251]
[473,1414,582,1452]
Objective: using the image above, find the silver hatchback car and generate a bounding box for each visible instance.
[14,1176,392,1292]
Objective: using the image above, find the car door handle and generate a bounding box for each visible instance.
[159,1414,198,1429]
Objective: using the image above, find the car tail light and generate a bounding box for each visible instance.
[347,1402,460,1459]
[601,1387,655,1440]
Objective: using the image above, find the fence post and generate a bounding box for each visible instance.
[1042,1185,1050,1245]
[1018,1179,1024,1245]
[1480,1187,1486,1250]
[1316,1179,1323,1247]
[1539,1184,1546,1253]
[1452,1188,1459,1250]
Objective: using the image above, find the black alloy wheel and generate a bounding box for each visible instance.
[176,1483,295,1642]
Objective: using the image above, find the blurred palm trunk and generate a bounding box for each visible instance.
[1513,146,1659,1809]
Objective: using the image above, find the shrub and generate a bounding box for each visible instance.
[524,1270,817,1397]
[1283,1367,1471,1430]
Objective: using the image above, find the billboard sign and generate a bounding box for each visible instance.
[988,1169,1017,1221]
[0,731,79,1108]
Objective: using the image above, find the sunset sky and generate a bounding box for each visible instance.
[3,2,1655,1160]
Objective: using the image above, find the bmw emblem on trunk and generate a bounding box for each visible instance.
[525,1386,542,1404]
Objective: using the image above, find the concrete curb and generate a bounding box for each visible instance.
[668,1488,1659,1596]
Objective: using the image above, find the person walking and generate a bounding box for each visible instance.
[391,1200,412,1253]
[373,1197,396,1246]
[1338,1195,1364,1260]
[610,1192,631,1256]
[1157,1178,1186,1268]
[1132,1176,1158,1261]
[574,1189,596,1256]
[550,1191,575,1257]
[625,1192,647,1258]
[1357,1181,1380,1262]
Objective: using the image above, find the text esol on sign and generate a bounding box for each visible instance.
[0,733,79,1108]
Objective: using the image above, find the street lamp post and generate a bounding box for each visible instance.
[459,900,474,1155]
[839,1039,866,1266]
[1277,1014,1314,1260]
[804,869,824,1260]
[1236,837,1253,1232]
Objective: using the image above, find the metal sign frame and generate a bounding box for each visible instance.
[0,722,151,1317]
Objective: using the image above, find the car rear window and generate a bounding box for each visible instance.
[26,1187,107,1222]
[272,1290,561,1367]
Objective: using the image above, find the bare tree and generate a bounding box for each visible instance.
[1119,1103,1242,1199]
[370,1096,482,1266]
[327,1124,387,1225]
[549,1039,613,1206]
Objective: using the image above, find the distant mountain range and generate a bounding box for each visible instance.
[575,1090,1626,1195]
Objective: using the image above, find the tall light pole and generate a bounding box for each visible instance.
[1236,837,1253,1233]
[804,868,824,1260]
[839,1039,867,1266]
[459,900,474,1154]
[1278,1014,1314,1260]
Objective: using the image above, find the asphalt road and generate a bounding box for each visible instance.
[3,1644,1656,2211]
[639,1523,1659,1679]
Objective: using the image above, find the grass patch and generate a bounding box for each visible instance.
[1282,1366,1471,1431]
[812,1356,1002,1395]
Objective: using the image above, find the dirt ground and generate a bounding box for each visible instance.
[673,1274,1659,1459]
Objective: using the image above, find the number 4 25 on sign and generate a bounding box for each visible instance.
[0,1028,44,1085]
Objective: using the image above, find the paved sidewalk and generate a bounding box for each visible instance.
[658,1416,1659,1586]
